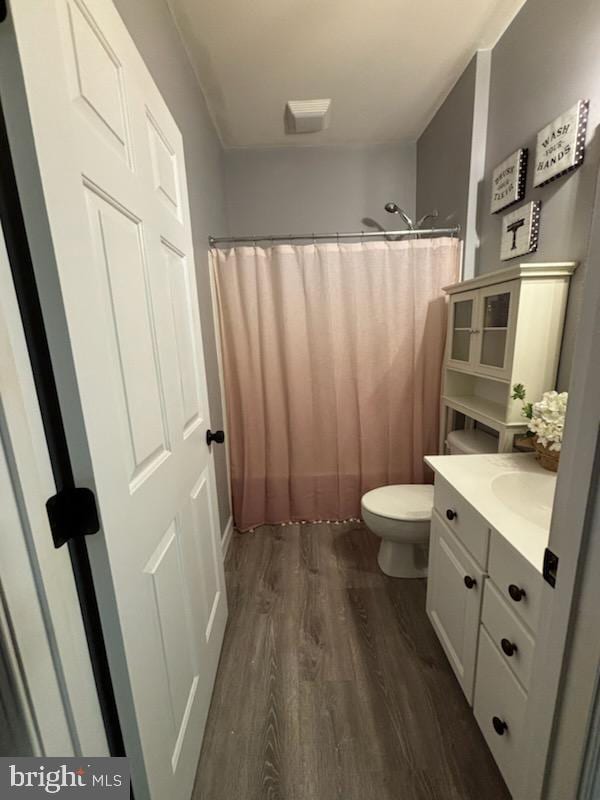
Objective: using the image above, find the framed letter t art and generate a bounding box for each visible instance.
[500,201,541,261]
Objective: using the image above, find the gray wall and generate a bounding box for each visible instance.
[114,0,231,532]
[477,0,600,386]
[417,56,477,236]
[224,144,416,235]
[417,0,600,388]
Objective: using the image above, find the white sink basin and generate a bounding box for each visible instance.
[491,471,555,530]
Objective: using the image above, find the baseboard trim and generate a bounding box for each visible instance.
[221,516,234,560]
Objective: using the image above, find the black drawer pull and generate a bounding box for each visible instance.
[508,584,526,602]
[492,716,508,736]
[446,508,457,521]
[463,575,477,590]
[501,638,518,657]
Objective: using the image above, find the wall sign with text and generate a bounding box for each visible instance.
[534,100,590,187]
[500,201,541,261]
[491,148,528,214]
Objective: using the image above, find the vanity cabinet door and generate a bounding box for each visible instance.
[472,280,519,380]
[447,290,480,371]
[426,511,484,704]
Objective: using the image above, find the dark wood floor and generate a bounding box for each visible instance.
[193,522,509,800]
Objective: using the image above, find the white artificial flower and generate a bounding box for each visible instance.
[528,391,568,451]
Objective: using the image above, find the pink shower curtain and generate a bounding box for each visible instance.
[213,239,460,531]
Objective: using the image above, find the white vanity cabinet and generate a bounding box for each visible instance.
[441,262,577,452]
[425,455,552,799]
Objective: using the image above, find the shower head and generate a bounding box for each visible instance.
[384,202,414,230]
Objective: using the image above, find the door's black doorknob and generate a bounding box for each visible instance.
[206,429,225,446]
[463,575,477,589]
[492,716,508,736]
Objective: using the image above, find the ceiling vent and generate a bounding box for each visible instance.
[285,99,332,134]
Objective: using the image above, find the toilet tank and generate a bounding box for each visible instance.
[446,428,498,455]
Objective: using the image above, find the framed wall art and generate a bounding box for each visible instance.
[533,100,590,187]
[500,201,541,261]
[490,148,528,214]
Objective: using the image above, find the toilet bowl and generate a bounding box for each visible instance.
[362,485,433,578]
[362,427,498,578]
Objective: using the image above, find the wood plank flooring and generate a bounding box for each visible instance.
[193,521,510,800]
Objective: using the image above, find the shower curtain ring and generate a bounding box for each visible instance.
[312,232,316,246]
[336,232,340,245]
[361,230,365,244]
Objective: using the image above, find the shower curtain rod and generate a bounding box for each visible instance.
[208,226,460,246]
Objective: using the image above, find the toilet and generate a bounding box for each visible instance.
[361,427,497,578]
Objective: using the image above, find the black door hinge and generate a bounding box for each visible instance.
[46,487,100,548]
[543,547,559,588]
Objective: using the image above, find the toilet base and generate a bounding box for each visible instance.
[377,539,428,579]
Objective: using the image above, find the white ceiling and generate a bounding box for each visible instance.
[166,0,525,149]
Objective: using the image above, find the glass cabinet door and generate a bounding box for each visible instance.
[449,293,476,365]
[477,288,512,372]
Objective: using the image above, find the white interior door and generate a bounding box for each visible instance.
[7,2,227,798]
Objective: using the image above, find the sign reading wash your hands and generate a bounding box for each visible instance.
[534,100,589,187]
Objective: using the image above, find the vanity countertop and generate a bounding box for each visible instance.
[424,453,556,572]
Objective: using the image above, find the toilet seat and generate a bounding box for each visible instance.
[361,484,434,521]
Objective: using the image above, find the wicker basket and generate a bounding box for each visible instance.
[533,436,560,472]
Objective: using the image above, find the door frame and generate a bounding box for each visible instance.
[0,135,108,755]
[520,168,600,799]
[579,677,600,799]
[0,13,121,756]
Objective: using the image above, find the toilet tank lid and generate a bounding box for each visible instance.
[447,428,498,455]
[361,484,434,521]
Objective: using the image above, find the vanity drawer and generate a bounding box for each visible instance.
[488,530,543,634]
[433,474,489,567]
[482,580,535,690]
[474,627,527,797]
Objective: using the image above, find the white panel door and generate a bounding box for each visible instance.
[8,2,227,798]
